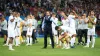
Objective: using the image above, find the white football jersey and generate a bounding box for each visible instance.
[8,15,16,30]
[68,15,76,28]
[62,18,70,27]
[27,19,33,25]
[51,17,58,27]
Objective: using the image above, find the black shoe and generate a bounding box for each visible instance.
[77,43,80,45]
[3,41,6,44]
[36,40,38,43]
[83,43,86,46]
[32,42,35,44]
[71,46,75,48]
[42,47,47,49]
[82,43,85,45]
[52,47,54,49]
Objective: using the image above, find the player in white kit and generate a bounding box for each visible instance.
[61,16,69,27]
[55,26,71,49]
[84,11,97,48]
[26,15,33,46]
[50,13,58,45]
[67,11,78,48]
[22,17,28,43]
[14,13,23,46]
[8,12,16,50]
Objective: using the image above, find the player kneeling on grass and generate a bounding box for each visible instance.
[55,26,70,49]
[26,23,33,46]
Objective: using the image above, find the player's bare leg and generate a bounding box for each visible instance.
[65,36,70,49]
[70,34,76,48]
[58,35,65,49]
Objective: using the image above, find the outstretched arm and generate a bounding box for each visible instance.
[72,10,78,18]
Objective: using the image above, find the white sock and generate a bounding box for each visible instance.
[9,44,11,49]
[86,36,90,46]
[27,37,29,45]
[55,35,58,44]
[73,37,76,43]
[9,44,13,50]
[15,38,19,46]
[67,43,70,48]
[92,36,95,47]
[18,37,20,45]
[62,43,65,48]
[70,41,74,46]
[30,37,32,45]
[70,37,75,46]
[57,37,59,44]
[49,39,51,44]
[64,43,67,48]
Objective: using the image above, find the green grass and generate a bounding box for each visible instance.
[0,37,100,56]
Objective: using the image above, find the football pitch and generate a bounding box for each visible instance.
[0,37,100,56]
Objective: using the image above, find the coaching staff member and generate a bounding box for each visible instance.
[42,11,55,49]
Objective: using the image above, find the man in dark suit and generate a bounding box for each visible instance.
[42,11,54,49]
